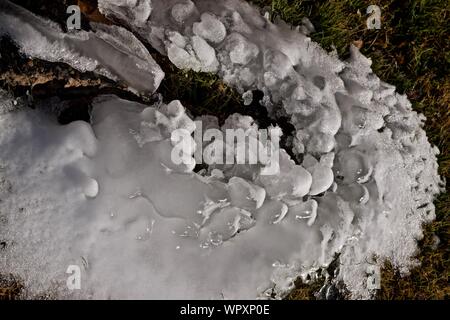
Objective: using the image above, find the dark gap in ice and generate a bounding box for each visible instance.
[313,76,326,90]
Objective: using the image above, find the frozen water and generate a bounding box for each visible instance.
[98,0,152,27]
[166,34,218,72]
[0,90,442,299]
[0,95,336,299]
[0,0,164,94]
[95,0,443,298]
[192,35,219,72]
[242,90,253,106]
[226,32,260,66]
[307,164,334,196]
[193,13,227,44]
[0,0,443,300]
[171,0,197,25]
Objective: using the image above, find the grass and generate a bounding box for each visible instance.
[0,0,448,300]
[0,276,22,301]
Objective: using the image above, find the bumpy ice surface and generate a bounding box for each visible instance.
[0,0,443,299]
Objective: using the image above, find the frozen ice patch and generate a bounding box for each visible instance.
[0,0,443,300]
[0,0,164,94]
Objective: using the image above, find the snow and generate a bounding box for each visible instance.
[0,0,444,300]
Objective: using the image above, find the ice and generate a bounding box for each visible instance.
[0,94,330,299]
[167,35,218,72]
[96,0,442,298]
[0,0,164,94]
[193,13,227,44]
[307,164,334,196]
[228,177,266,209]
[99,0,345,149]
[171,0,197,24]
[97,0,152,27]
[166,31,187,48]
[300,17,315,35]
[0,89,19,114]
[225,32,259,65]
[258,150,312,199]
[192,35,219,72]
[0,0,443,300]
[167,43,202,71]
[289,199,318,227]
[242,90,253,106]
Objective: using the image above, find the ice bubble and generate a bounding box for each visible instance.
[171,0,197,24]
[289,199,318,226]
[258,151,312,199]
[335,149,372,185]
[167,31,187,48]
[271,202,288,224]
[228,177,266,210]
[193,13,227,44]
[307,164,334,196]
[0,1,164,94]
[167,42,201,71]
[226,33,260,65]
[84,178,99,198]
[192,35,219,72]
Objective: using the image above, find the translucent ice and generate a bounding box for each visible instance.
[0,95,333,299]
[96,0,442,299]
[0,0,443,300]
[193,13,227,44]
[97,0,152,27]
[0,0,164,94]
[225,33,259,66]
[171,1,197,24]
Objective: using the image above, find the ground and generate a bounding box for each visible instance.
[0,0,448,299]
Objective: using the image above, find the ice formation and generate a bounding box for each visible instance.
[0,0,443,299]
[0,0,164,94]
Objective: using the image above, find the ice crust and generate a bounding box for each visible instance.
[0,95,328,299]
[0,0,164,94]
[0,0,443,299]
[97,0,359,153]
